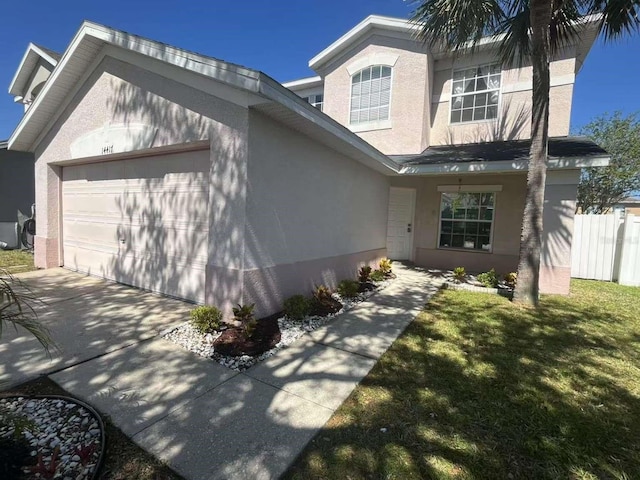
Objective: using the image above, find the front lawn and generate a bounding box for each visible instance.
[0,249,35,273]
[286,280,640,480]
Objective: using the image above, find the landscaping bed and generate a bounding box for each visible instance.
[285,279,640,480]
[163,263,395,371]
[1,377,184,480]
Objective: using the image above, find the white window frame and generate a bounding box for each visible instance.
[348,65,393,131]
[449,63,502,125]
[437,191,497,253]
[305,93,323,111]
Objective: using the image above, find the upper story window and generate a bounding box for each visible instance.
[350,65,392,125]
[305,94,324,111]
[450,64,501,124]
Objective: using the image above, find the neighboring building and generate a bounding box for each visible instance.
[612,197,640,216]
[0,141,34,248]
[6,16,607,316]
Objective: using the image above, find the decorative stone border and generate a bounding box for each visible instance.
[0,394,106,480]
[444,281,513,298]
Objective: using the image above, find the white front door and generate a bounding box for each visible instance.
[386,187,416,260]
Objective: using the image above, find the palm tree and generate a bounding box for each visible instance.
[410,0,639,305]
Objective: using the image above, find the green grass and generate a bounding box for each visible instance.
[286,280,640,480]
[0,250,35,273]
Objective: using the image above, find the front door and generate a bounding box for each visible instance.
[386,187,416,260]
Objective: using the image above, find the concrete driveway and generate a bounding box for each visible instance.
[0,268,193,388]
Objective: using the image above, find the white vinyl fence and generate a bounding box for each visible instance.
[571,214,640,286]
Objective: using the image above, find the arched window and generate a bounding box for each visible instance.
[350,65,392,125]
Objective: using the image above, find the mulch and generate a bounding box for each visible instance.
[213,314,282,357]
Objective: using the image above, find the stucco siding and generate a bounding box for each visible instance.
[320,33,431,155]
[32,54,249,271]
[540,170,580,294]
[430,50,576,145]
[390,173,528,273]
[245,109,389,315]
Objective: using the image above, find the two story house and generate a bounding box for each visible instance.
[6,16,607,316]
[285,15,607,294]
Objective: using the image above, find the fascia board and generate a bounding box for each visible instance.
[8,43,59,96]
[399,155,610,175]
[309,15,418,70]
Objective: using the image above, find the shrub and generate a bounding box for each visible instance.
[453,266,466,283]
[379,258,393,277]
[190,305,222,334]
[504,272,518,289]
[310,285,342,316]
[283,295,311,321]
[0,436,33,478]
[313,285,333,304]
[358,266,372,283]
[370,269,386,282]
[233,303,257,338]
[337,279,360,299]
[477,269,499,288]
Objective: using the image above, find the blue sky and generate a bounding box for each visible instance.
[0,0,638,140]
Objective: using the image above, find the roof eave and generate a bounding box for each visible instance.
[8,43,59,96]
[398,155,610,175]
[282,76,323,89]
[309,15,418,71]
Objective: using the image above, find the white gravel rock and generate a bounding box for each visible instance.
[162,277,394,372]
[0,397,103,479]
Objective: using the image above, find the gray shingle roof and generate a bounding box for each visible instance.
[391,136,608,166]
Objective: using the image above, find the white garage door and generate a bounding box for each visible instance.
[62,149,210,303]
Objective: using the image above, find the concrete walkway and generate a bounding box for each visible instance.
[1,268,192,388]
[50,264,443,480]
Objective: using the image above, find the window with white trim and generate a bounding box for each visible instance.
[305,94,323,111]
[439,192,495,251]
[450,64,501,123]
[350,65,392,124]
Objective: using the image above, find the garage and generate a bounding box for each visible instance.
[61,148,210,303]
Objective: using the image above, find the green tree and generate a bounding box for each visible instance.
[577,111,640,214]
[410,1,640,305]
[1,270,53,352]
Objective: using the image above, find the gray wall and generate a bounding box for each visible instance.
[0,148,35,222]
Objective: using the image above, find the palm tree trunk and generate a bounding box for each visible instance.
[513,0,552,306]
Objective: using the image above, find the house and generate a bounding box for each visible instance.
[6,16,607,316]
[0,141,34,248]
[613,197,640,216]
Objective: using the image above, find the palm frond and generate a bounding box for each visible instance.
[410,0,507,51]
[590,0,640,39]
[0,269,54,354]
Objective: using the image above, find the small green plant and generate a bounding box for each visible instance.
[453,266,466,283]
[504,272,518,289]
[0,436,34,478]
[310,284,342,316]
[283,295,311,321]
[190,305,222,334]
[313,285,333,304]
[358,266,372,283]
[233,303,257,338]
[337,279,360,299]
[477,269,499,288]
[379,258,393,277]
[370,269,386,282]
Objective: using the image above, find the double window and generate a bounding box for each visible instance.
[439,192,495,251]
[305,94,323,111]
[350,65,392,125]
[450,64,501,123]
